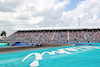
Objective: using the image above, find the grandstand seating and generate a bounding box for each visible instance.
[7,30,100,43]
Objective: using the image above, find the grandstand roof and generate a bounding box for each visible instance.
[13,26,100,31]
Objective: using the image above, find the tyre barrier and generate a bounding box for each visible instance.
[0,42,7,43]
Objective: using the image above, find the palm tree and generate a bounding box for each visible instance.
[1,30,6,37]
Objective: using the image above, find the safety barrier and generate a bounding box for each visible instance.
[0,42,10,46]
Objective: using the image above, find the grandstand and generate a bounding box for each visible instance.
[7,27,100,43]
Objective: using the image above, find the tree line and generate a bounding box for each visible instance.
[0,31,6,37]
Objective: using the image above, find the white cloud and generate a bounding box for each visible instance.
[61,0,100,27]
[0,0,22,12]
[0,0,100,36]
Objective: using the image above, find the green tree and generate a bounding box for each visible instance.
[1,30,6,37]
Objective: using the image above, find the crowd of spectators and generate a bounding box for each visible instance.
[7,30,100,43]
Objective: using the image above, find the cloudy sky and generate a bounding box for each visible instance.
[0,0,100,36]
